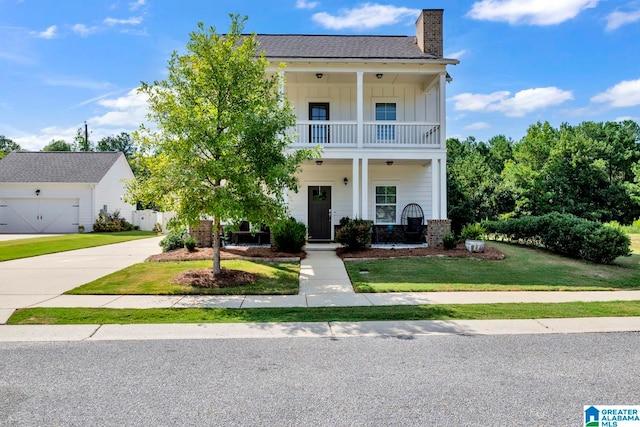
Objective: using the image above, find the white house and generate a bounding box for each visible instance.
[258,9,457,243]
[0,151,135,233]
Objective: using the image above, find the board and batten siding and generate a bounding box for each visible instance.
[285,83,439,122]
[94,156,135,226]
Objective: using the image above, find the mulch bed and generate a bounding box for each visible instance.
[336,243,505,260]
[173,268,258,288]
[147,247,305,262]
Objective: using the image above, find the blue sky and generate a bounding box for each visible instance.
[1,0,639,150]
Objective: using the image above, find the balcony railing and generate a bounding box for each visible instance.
[287,121,441,148]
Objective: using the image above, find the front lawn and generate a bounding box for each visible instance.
[65,260,300,295]
[345,242,640,292]
[0,231,157,262]
[8,300,640,324]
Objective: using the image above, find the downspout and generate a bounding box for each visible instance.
[90,184,96,231]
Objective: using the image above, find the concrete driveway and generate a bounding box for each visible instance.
[0,234,62,241]
[0,236,163,312]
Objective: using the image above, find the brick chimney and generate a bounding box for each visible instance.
[416,9,443,58]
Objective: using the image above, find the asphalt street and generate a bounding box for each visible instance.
[2,332,639,426]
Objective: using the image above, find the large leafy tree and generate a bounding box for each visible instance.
[126,16,315,274]
[42,139,72,152]
[97,132,137,159]
[0,135,21,159]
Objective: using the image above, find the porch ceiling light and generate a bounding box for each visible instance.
[376,73,383,79]
[316,160,323,165]
[316,73,323,79]
[386,161,394,166]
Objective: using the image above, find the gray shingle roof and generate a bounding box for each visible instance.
[254,35,438,60]
[0,151,125,183]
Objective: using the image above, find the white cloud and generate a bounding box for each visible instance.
[129,0,146,11]
[312,3,420,30]
[467,0,600,25]
[104,16,143,26]
[605,9,640,31]
[88,88,149,127]
[447,50,467,59]
[297,0,319,9]
[9,125,78,151]
[71,23,98,36]
[452,87,574,117]
[31,25,57,39]
[615,116,639,122]
[464,122,491,130]
[591,78,640,108]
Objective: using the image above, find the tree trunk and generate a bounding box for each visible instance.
[213,216,222,275]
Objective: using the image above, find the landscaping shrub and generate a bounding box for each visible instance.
[483,213,630,264]
[272,218,306,253]
[160,229,185,252]
[461,223,485,240]
[184,236,197,252]
[92,210,134,232]
[335,218,372,252]
[442,232,457,250]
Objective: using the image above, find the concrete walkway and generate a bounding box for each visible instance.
[1,239,640,340]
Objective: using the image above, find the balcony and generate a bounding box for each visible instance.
[287,121,441,149]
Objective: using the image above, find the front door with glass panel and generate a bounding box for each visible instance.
[309,103,330,144]
[308,186,332,241]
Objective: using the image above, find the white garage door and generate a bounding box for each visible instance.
[0,198,80,233]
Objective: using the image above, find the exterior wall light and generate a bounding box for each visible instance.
[343,177,348,186]
[35,189,41,196]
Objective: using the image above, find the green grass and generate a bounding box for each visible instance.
[346,242,640,292]
[8,300,640,325]
[65,260,300,295]
[0,231,157,261]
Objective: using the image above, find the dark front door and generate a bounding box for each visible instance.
[308,186,331,241]
[309,103,329,144]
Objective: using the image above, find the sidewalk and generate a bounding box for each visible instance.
[1,240,640,341]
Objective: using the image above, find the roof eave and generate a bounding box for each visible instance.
[266,57,460,65]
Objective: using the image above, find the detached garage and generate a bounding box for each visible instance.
[0,151,135,234]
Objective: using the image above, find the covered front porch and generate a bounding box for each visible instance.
[287,155,447,243]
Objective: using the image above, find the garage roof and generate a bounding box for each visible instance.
[0,151,125,183]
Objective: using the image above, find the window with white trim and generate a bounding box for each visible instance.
[375,186,397,224]
[375,103,396,142]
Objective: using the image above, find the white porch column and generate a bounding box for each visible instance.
[440,158,447,219]
[431,159,440,219]
[352,158,360,218]
[278,71,285,107]
[439,72,447,149]
[361,157,369,220]
[357,71,364,149]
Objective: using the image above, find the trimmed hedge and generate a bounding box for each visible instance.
[335,218,372,252]
[272,218,307,253]
[482,213,630,264]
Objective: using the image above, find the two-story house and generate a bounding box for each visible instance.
[257,9,457,244]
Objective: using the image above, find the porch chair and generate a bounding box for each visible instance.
[400,203,425,243]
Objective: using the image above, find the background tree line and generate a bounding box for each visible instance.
[448,120,640,233]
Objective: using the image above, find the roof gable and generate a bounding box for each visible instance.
[0,152,126,183]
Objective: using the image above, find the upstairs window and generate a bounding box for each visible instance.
[375,103,396,142]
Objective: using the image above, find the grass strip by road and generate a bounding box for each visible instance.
[0,231,158,261]
[65,260,300,295]
[346,242,640,292]
[8,300,640,325]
